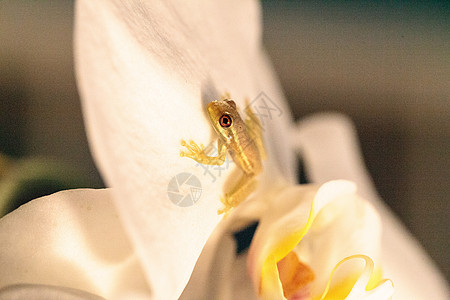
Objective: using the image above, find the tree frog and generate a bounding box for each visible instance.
[180,94,265,214]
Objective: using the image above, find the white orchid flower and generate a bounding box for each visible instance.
[180,177,393,300]
[0,1,448,300]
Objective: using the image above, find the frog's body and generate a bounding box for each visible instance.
[180,94,265,214]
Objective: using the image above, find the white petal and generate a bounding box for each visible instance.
[0,189,150,299]
[296,188,382,297]
[293,113,450,299]
[75,1,296,298]
[0,284,104,300]
[180,192,262,299]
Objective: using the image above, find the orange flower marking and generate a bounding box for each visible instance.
[278,251,315,299]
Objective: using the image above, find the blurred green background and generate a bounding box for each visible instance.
[0,1,448,280]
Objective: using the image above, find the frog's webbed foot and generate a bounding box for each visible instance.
[180,139,205,160]
[180,139,226,165]
[218,196,232,215]
[218,175,258,215]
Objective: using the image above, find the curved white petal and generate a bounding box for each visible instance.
[0,284,105,300]
[293,113,450,299]
[296,186,383,297]
[0,189,150,299]
[75,0,295,299]
[319,255,394,300]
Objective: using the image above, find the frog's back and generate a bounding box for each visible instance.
[228,120,262,175]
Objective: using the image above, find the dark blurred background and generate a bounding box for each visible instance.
[0,1,448,279]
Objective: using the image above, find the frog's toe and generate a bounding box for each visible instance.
[217,196,233,215]
[182,141,194,152]
[217,207,227,215]
[189,141,202,152]
[217,204,231,215]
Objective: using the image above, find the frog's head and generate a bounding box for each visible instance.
[207,99,241,140]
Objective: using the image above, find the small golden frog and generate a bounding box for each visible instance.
[181,94,265,214]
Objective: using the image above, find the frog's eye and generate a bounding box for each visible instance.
[219,114,232,128]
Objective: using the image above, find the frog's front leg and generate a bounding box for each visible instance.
[180,139,227,165]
